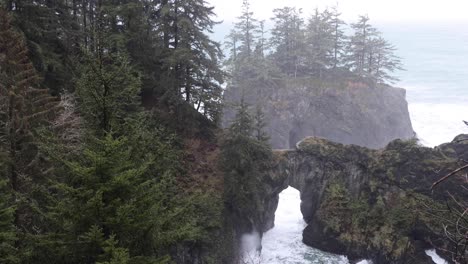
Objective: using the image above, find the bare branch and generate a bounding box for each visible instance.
[432,164,468,190]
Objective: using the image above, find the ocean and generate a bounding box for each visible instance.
[384,22,468,147]
[239,23,468,263]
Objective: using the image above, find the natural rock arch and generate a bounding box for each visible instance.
[260,136,468,263]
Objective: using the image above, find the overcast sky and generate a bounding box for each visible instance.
[208,0,468,24]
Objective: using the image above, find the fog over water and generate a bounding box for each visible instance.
[382,23,468,147]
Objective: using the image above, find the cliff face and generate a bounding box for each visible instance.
[261,136,468,264]
[223,79,415,149]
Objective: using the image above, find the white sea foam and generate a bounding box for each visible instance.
[409,103,468,147]
[241,231,262,263]
[425,249,448,264]
[260,187,450,264]
[260,187,350,264]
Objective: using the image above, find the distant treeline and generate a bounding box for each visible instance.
[225,0,403,84]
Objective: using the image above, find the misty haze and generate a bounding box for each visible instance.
[0,0,466,264]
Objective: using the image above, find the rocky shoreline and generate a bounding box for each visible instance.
[251,135,468,263]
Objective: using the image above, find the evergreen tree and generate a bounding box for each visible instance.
[305,8,333,78]
[151,0,225,121]
[270,6,306,77]
[0,144,17,264]
[235,0,258,59]
[256,20,267,58]
[367,36,403,83]
[225,29,241,71]
[253,105,270,143]
[222,98,272,230]
[49,133,177,263]
[345,15,378,77]
[229,97,253,136]
[0,10,59,261]
[7,0,80,94]
[330,6,346,70]
[345,15,403,83]
[77,50,141,134]
[44,16,207,261]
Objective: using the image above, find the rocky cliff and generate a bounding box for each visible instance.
[223,79,415,149]
[260,135,468,263]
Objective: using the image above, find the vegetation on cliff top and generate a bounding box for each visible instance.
[225,0,403,87]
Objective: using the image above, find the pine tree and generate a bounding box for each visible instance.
[43,109,206,263]
[330,6,346,70]
[367,36,403,83]
[7,0,80,94]
[49,134,163,263]
[270,6,306,77]
[225,29,241,71]
[77,50,141,134]
[47,17,205,261]
[148,0,225,121]
[222,98,272,231]
[345,15,403,83]
[230,97,253,136]
[345,15,378,77]
[253,105,269,143]
[226,2,281,117]
[305,8,334,79]
[71,0,142,134]
[0,10,59,261]
[256,20,267,58]
[235,0,258,59]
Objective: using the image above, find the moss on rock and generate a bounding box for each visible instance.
[266,135,468,263]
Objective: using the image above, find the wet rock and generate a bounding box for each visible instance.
[260,135,468,264]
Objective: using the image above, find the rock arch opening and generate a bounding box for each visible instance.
[260,186,349,263]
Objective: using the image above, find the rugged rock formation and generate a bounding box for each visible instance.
[223,79,415,149]
[260,136,468,263]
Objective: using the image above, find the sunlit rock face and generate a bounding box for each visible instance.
[261,136,468,264]
[223,80,415,149]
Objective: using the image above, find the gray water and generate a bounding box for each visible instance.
[382,23,468,146]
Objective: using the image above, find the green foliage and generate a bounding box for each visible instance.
[7,0,226,123]
[0,1,232,263]
[77,51,141,134]
[229,98,253,136]
[346,15,403,83]
[96,233,131,264]
[227,4,402,86]
[222,99,272,231]
[44,130,196,263]
[270,6,306,77]
[0,10,60,262]
[8,0,79,94]
[253,105,270,142]
[318,181,424,260]
[0,16,16,262]
[149,0,226,120]
[0,160,18,264]
[234,0,258,59]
